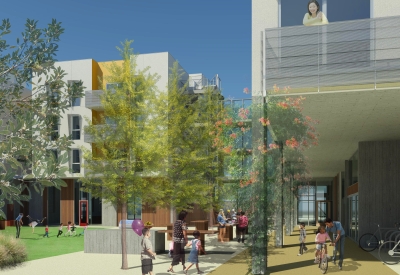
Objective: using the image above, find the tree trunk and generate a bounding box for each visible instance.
[121,202,128,270]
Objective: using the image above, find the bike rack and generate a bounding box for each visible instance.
[385,230,400,242]
[389,231,400,243]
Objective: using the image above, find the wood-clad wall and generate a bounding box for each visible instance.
[60,179,74,224]
[359,141,400,237]
[142,204,170,226]
[185,205,209,224]
[347,182,358,196]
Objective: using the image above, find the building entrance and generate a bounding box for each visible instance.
[316,200,331,225]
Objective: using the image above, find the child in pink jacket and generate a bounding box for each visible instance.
[314,225,331,263]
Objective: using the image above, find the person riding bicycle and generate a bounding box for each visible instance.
[314,225,332,263]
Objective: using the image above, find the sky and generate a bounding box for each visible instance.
[1,0,251,100]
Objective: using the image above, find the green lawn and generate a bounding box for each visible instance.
[0,225,104,261]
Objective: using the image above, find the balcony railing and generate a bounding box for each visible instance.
[263,16,400,94]
[85,90,103,110]
[188,74,221,91]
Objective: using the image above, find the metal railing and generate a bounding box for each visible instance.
[264,16,400,94]
[189,74,221,90]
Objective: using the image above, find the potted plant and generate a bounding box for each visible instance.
[144,221,154,229]
[0,215,5,230]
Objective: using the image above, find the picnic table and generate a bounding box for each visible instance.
[157,229,218,255]
[190,220,209,231]
[214,223,235,242]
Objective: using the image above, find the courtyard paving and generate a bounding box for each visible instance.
[2,226,400,274]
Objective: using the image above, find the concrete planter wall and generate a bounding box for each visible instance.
[84,229,165,254]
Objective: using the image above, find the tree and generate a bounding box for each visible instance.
[0,18,84,218]
[80,40,168,269]
[154,62,222,213]
[211,86,319,274]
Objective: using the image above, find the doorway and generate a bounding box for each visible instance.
[316,200,331,225]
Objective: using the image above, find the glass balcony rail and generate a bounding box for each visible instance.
[264,16,400,94]
[223,99,252,121]
[189,74,221,91]
[85,90,103,110]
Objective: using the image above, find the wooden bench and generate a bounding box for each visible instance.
[157,229,218,255]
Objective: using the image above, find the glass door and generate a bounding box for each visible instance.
[79,200,88,226]
[316,200,331,224]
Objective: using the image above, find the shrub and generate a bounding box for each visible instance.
[0,235,27,269]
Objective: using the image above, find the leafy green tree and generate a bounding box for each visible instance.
[0,18,84,218]
[80,41,168,269]
[155,63,222,214]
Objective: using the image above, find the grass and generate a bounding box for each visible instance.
[0,225,104,261]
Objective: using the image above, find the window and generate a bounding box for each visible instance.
[68,80,81,107]
[50,116,59,141]
[71,115,81,140]
[327,0,370,23]
[280,0,370,27]
[106,82,123,92]
[71,149,80,173]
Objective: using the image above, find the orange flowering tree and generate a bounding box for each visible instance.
[210,85,319,273]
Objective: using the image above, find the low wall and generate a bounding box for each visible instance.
[84,229,165,254]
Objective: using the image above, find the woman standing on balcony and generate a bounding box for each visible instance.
[303,0,329,26]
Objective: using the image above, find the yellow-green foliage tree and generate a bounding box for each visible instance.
[155,62,223,213]
[80,41,168,269]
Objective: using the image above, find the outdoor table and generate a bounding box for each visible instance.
[190,220,209,231]
[157,229,218,255]
[215,223,234,242]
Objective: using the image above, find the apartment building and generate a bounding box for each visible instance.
[252,0,400,242]
[4,52,221,226]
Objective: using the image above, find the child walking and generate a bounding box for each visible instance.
[314,225,331,263]
[184,230,206,274]
[297,222,308,256]
[141,227,156,275]
[56,223,63,238]
[43,225,49,238]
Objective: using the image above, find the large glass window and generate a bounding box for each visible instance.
[71,149,80,173]
[327,0,370,23]
[349,195,359,241]
[280,0,370,27]
[71,115,81,140]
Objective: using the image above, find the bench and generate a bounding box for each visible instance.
[157,229,218,255]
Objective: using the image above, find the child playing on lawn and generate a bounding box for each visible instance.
[314,225,331,263]
[27,215,46,233]
[183,230,206,274]
[56,223,63,238]
[65,221,73,237]
[141,227,156,275]
[43,225,49,238]
[79,225,88,236]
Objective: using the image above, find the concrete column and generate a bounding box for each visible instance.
[101,200,117,226]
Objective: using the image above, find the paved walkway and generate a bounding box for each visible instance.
[2,226,400,274]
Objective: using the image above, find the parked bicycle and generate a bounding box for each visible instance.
[359,223,400,252]
[379,240,400,265]
[317,243,329,274]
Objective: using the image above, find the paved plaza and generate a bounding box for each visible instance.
[2,226,400,275]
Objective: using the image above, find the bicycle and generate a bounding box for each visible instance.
[379,240,400,265]
[317,243,329,274]
[359,223,400,252]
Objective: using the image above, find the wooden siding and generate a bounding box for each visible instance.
[142,204,170,227]
[359,141,400,237]
[185,205,209,224]
[347,182,359,196]
[60,179,74,224]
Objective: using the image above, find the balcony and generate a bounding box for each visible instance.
[263,16,400,95]
[85,90,103,110]
[84,124,117,143]
[188,74,221,93]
